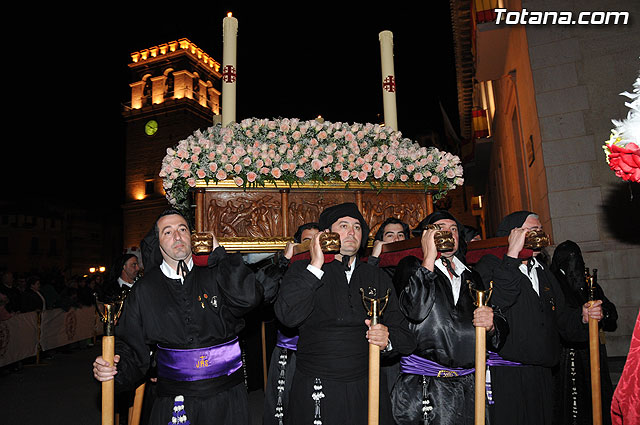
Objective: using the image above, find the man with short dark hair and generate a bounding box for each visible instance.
[92,208,263,424]
[275,202,414,424]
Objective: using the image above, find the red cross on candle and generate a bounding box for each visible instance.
[222,65,237,83]
[382,76,396,92]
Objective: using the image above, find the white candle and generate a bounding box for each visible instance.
[379,30,398,131]
[222,13,238,127]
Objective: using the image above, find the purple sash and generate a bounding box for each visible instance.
[156,338,242,382]
[276,330,299,351]
[400,354,475,377]
[486,351,523,367]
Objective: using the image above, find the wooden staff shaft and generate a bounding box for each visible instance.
[368,343,380,425]
[128,383,146,425]
[589,301,602,425]
[475,327,486,425]
[102,335,115,425]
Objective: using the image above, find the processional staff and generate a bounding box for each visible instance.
[361,288,391,425]
[586,268,603,425]
[95,294,125,425]
[469,281,493,425]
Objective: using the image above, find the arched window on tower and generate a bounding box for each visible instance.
[193,74,200,101]
[143,77,152,106]
[165,70,174,100]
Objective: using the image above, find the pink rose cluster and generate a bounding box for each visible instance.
[160,118,464,208]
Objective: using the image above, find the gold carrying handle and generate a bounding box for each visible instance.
[425,223,456,252]
[523,229,550,250]
[293,232,341,255]
[468,280,493,425]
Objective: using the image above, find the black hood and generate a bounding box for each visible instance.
[495,211,534,237]
[318,202,370,252]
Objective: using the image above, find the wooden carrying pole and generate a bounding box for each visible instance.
[95,298,124,425]
[368,302,381,425]
[128,383,146,425]
[361,289,390,425]
[470,282,492,425]
[475,326,486,425]
[587,271,602,425]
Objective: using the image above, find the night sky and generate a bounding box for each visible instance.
[7,4,459,210]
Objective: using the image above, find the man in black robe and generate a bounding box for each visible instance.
[275,202,415,425]
[550,240,617,425]
[391,210,508,425]
[93,208,265,424]
[474,211,604,425]
[263,222,320,425]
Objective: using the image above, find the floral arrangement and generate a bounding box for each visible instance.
[160,118,464,211]
[603,73,640,183]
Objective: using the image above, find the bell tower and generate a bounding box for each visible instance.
[122,38,222,251]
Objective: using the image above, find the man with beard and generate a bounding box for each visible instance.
[550,240,617,425]
[474,211,604,425]
[92,208,264,425]
[275,202,414,424]
[391,210,508,425]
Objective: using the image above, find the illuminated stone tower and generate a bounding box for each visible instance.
[122,38,222,251]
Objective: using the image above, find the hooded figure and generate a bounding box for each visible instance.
[274,202,414,425]
[549,240,617,425]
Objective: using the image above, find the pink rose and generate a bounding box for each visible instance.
[357,171,367,182]
[271,168,282,179]
[340,170,350,181]
[334,163,343,171]
[191,154,199,163]
[208,152,216,161]
[182,170,191,178]
[406,164,415,172]
[312,159,323,171]
[177,149,189,159]
[246,172,257,182]
[187,178,196,187]
[234,177,244,186]
[216,170,227,180]
[296,169,306,178]
[196,169,206,179]
[446,169,456,179]
[224,163,233,172]
[374,168,384,179]
[387,173,396,182]
[400,174,408,182]
[171,159,182,169]
[430,175,440,184]
[382,163,392,173]
[413,172,423,182]
[608,142,640,182]
[256,159,264,169]
[323,167,332,173]
[234,164,242,173]
[362,163,372,173]
[281,163,290,171]
[260,167,271,175]
[243,157,252,167]
[181,162,190,171]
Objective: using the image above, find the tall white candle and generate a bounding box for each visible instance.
[222,13,238,127]
[379,30,398,131]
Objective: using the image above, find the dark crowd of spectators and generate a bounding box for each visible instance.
[0,269,106,320]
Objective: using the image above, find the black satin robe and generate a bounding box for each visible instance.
[274,257,415,425]
[114,247,262,425]
[474,254,589,425]
[391,255,508,425]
